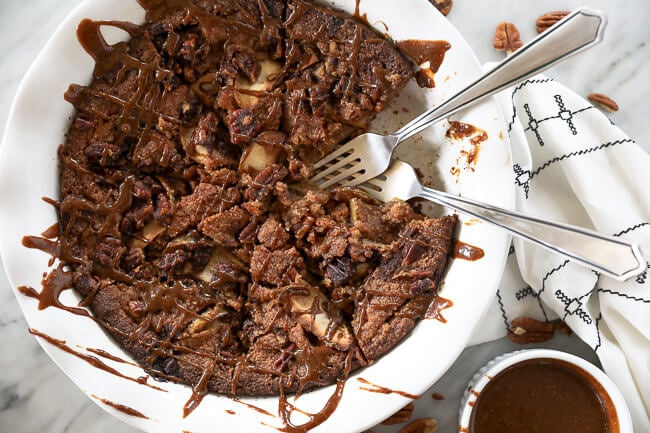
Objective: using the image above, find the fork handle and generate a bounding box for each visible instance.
[417,186,645,281]
[394,7,606,143]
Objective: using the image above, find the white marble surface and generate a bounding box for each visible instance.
[0,1,648,432]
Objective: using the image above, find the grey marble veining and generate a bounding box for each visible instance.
[1,1,648,432]
[450,0,650,153]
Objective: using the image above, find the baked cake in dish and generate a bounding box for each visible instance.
[57,0,457,396]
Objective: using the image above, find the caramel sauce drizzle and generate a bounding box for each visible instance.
[86,347,140,366]
[424,295,453,323]
[17,262,90,318]
[353,0,362,19]
[233,398,276,417]
[183,362,215,418]
[356,377,420,400]
[92,394,150,419]
[29,328,166,392]
[396,39,451,88]
[41,222,60,239]
[453,240,485,261]
[274,351,353,433]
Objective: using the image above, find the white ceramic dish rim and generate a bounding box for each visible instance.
[458,348,634,433]
[0,0,515,432]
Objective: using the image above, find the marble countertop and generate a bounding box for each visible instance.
[0,1,647,432]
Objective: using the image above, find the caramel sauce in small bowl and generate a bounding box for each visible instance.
[458,349,633,433]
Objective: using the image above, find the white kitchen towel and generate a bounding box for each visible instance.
[469,75,650,431]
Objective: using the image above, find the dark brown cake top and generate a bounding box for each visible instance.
[49,0,457,427]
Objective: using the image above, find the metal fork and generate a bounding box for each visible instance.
[362,160,645,281]
[311,7,606,188]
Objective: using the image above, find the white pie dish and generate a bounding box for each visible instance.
[0,1,514,432]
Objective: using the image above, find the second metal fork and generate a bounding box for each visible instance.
[311,7,606,188]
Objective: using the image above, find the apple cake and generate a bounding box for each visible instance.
[57,0,457,396]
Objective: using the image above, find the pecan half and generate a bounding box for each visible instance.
[397,417,438,433]
[536,11,570,33]
[507,316,555,344]
[493,22,523,54]
[429,0,453,16]
[127,300,147,318]
[588,93,619,112]
[381,402,415,425]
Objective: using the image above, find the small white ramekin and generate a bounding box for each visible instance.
[458,349,633,433]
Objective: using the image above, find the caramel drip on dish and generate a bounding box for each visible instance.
[397,39,451,88]
[22,235,60,260]
[17,262,90,318]
[397,39,450,71]
[183,362,214,418]
[424,295,453,323]
[356,377,420,399]
[275,351,353,433]
[91,394,150,419]
[29,328,166,392]
[453,241,485,261]
[353,0,362,19]
[86,347,140,366]
[233,398,276,417]
[41,223,60,239]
